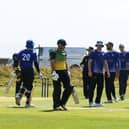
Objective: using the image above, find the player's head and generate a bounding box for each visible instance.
[57,39,67,50]
[95,41,104,50]
[106,42,113,50]
[86,46,94,54]
[26,40,34,49]
[86,46,94,51]
[119,44,125,52]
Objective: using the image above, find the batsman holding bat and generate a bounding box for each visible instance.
[49,39,73,111]
[15,40,42,107]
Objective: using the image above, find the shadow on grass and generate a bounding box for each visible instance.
[81,106,104,109]
[123,107,129,109]
[40,109,68,112]
[7,105,35,108]
[82,106,90,108]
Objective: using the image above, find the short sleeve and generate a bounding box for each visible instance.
[49,51,56,60]
[89,51,94,60]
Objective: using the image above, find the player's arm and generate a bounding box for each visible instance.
[12,54,19,70]
[88,59,93,77]
[49,51,56,72]
[33,53,40,73]
[115,52,120,78]
[34,57,43,79]
[34,61,40,73]
[49,51,59,80]
[88,52,94,77]
[12,54,20,77]
[80,56,86,65]
[104,60,110,77]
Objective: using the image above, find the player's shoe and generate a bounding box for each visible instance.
[53,106,62,111]
[89,102,95,107]
[104,100,113,104]
[95,103,104,107]
[61,105,68,111]
[25,103,31,108]
[15,95,21,106]
[114,97,118,102]
[25,103,34,108]
[120,95,125,101]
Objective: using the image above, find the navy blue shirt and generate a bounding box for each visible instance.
[89,50,105,73]
[104,51,119,72]
[119,51,128,70]
[17,49,37,70]
[125,52,129,70]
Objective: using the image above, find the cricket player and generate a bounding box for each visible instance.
[118,44,128,100]
[49,39,73,111]
[15,40,42,107]
[88,41,110,107]
[104,42,119,103]
[80,47,94,99]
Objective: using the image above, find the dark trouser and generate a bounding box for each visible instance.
[105,72,116,101]
[89,73,104,104]
[119,70,128,96]
[82,71,89,98]
[53,70,73,108]
[15,80,22,95]
[19,69,34,104]
[15,69,23,95]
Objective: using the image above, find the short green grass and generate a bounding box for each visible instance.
[0,87,129,129]
[1,66,129,129]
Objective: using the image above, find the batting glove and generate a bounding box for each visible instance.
[39,72,43,79]
[11,71,16,77]
[52,71,59,81]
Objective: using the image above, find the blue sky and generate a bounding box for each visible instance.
[0,0,129,58]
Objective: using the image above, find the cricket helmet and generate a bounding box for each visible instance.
[57,39,67,46]
[26,40,34,49]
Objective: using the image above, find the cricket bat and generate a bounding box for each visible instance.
[5,76,15,93]
[71,86,79,104]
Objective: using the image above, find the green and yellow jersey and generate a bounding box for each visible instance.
[49,49,67,70]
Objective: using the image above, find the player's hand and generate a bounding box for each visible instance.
[116,70,119,79]
[52,71,59,81]
[39,72,43,79]
[88,71,92,77]
[80,64,84,71]
[11,71,16,77]
[68,71,71,77]
[107,72,110,78]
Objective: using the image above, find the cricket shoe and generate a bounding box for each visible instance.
[120,95,125,101]
[95,103,104,107]
[15,96,21,106]
[25,103,34,108]
[114,97,118,103]
[89,102,95,107]
[61,105,68,111]
[53,106,63,111]
[104,100,113,104]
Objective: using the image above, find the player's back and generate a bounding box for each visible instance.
[18,49,37,70]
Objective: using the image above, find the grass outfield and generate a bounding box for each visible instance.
[0,87,129,129]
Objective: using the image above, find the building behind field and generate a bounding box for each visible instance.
[35,47,86,67]
[0,58,9,65]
